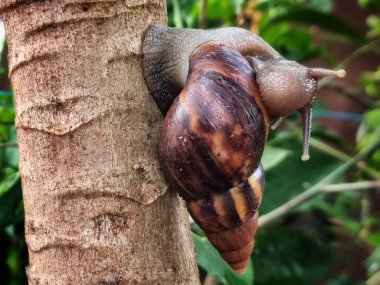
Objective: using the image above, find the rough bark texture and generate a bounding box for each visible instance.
[0,1,199,284]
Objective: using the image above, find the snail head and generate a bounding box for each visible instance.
[247,56,346,161]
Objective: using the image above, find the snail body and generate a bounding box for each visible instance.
[143,25,280,115]
[142,25,345,273]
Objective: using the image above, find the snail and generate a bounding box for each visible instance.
[142,25,345,274]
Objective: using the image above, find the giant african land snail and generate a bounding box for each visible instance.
[142,25,345,274]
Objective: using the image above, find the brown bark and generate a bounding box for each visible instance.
[0,1,199,284]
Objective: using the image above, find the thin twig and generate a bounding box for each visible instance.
[320,83,374,108]
[259,127,380,228]
[0,142,18,148]
[318,38,380,88]
[310,137,380,180]
[309,137,351,161]
[337,38,380,69]
[273,121,380,180]
[322,181,380,193]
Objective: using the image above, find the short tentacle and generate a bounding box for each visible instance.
[271,117,285,130]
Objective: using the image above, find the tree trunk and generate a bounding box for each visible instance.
[0,1,199,284]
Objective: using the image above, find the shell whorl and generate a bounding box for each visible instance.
[188,166,264,273]
[159,43,268,273]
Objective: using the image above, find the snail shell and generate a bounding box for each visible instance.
[159,43,268,273]
[142,25,346,274]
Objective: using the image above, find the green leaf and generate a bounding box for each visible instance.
[367,232,380,246]
[258,21,334,62]
[0,169,23,228]
[206,0,236,27]
[326,275,365,285]
[4,126,19,167]
[167,0,197,28]
[359,0,380,12]
[0,39,6,75]
[308,0,333,13]
[364,109,380,131]
[260,146,342,214]
[0,169,19,197]
[357,109,380,169]
[365,246,380,276]
[0,38,4,55]
[360,67,380,98]
[172,0,184,28]
[230,0,245,14]
[0,107,15,124]
[314,191,362,233]
[261,145,291,171]
[367,16,380,38]
[193,234,254,285]
[262,8,366,44]
[253,227,332,285]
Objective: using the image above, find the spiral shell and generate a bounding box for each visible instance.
[143,25,346,274]
[159,43,269,273]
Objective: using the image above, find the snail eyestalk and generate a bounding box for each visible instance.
[309,68,346,78]
[271,117,284,130]
[299,104,312,161]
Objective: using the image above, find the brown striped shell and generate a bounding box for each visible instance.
[143,25,346,274]
[159,43,268,273]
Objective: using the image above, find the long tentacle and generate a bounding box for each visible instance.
[298,103,313,161]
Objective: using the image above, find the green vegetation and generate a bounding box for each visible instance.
[0,0,379,284]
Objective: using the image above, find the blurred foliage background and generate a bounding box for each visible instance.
[0,0,380,284]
